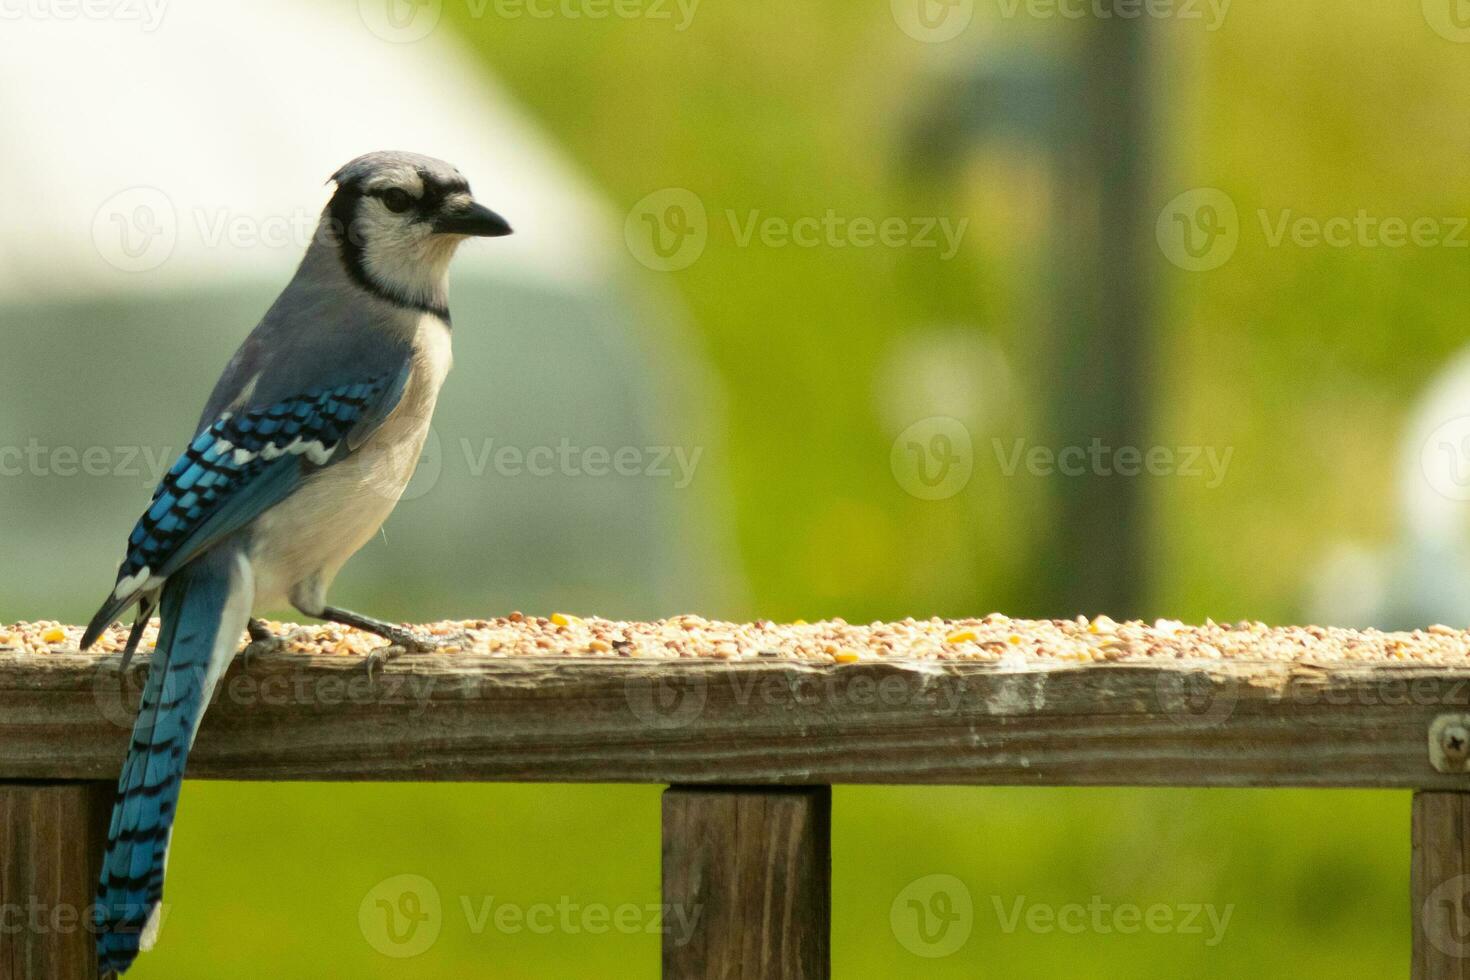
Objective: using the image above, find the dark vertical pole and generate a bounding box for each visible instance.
[0,782,111,980]
[1414,792,1470,980]
[1037,18,1154,619]
[662,786,831,979]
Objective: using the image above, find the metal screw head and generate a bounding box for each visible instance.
[1445,725,1470,766]
[1428,715,1470,774]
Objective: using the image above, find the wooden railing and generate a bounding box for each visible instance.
[3,616,1470,978]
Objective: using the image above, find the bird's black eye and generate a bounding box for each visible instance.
[381,188,413,213]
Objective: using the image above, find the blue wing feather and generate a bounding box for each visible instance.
[81,365,410,649]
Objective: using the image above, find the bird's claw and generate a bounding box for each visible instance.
[362,643,406,681]
[239,624,313,671]
[126,659,150,688]
[240,634,284,671]
[361,633,448,680]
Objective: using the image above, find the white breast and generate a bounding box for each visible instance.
[406,313,454,410]
[247,314,454,611]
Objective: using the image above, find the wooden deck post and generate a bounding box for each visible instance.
[0,782,111,980]
[1413,792,1470,979]
[661,787,830,980]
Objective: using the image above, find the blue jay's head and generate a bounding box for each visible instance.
[322,150,511,312]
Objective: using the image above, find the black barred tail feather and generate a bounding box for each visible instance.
[95,548,253,977]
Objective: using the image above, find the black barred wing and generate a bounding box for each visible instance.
[82,375,403,647]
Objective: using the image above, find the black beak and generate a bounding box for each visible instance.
[433,201,513,237]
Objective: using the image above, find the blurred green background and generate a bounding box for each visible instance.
[6,0,1464,974]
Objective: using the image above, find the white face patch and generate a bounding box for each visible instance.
[345,166,472,309]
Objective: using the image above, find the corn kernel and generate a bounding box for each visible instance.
[792,619,808,626]
[833,649,860,663]
[945,630,977,644]
[1007,634,1022,645]
[550,612,577,628]
[41,626,66,644]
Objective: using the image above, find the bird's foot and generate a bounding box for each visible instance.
[125,658,151,689]
[361,643,403,680]
[240,619,303,670]
[370,621,440,653]
[360,631,462,681]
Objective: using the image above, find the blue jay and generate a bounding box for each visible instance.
[78,151,512,976]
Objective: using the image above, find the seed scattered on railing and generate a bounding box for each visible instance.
[8,615,1470,665]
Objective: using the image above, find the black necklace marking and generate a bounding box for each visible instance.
[325,185,452,325]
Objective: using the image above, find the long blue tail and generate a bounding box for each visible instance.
[95,548,252,977]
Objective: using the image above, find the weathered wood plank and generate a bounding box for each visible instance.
[662,787,830,979]
[4,651,1470,788]
[0,782,110,980]
[1414,793,1470,979]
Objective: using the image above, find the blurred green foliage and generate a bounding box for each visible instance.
[146,784,1404,978]
[53,0,1470,975]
